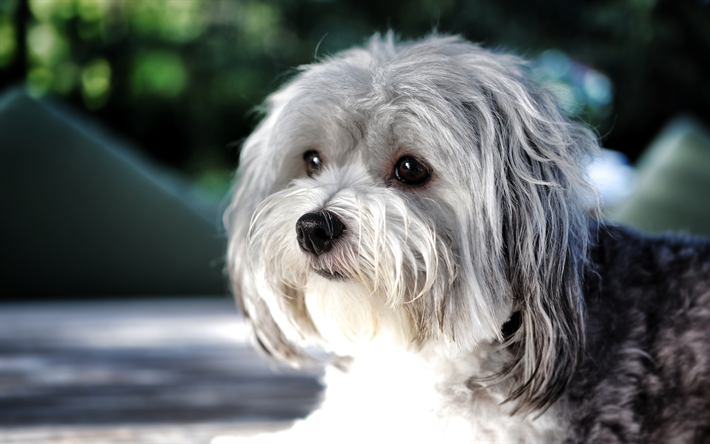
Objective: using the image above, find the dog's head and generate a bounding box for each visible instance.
[225,33,598,412]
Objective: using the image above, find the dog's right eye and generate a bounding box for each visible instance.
[303,150,323,177]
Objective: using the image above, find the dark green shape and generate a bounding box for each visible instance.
[0,89,228,298]
[607,116,710,238]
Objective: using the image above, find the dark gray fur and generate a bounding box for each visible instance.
[563,222,710,443]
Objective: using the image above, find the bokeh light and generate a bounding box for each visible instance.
[81,58,111,109]
[0,18,16,67]
[28,0,75,22]
[533,49,615,121]
[28,22,68,66]
[130,51,187,99]
[128,0,206,43]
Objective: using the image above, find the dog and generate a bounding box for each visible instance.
[219,33,710,443]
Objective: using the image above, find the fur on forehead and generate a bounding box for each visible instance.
[270,34,527,165]
[225,31,599,413]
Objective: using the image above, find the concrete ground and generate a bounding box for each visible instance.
[0,299,323,443]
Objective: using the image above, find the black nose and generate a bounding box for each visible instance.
[296,212,344,256]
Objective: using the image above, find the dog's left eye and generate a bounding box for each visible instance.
[303,150,323,176]
[394,156,431,187]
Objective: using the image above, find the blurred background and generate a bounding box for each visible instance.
[0,1,709,441]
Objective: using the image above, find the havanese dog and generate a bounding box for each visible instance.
[217,33,710,443]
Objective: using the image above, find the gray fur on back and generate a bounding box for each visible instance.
[567,223,710,443]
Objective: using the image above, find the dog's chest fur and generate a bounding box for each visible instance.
[310,344,564,444]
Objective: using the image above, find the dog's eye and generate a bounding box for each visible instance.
[394,156,431,187]
[303,150,323,176]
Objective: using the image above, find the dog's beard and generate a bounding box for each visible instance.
[245,163,456,353]
[304,277,416,354]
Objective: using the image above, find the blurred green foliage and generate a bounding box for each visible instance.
[1,0,709,198]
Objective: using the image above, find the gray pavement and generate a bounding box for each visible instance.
[0,299,324,443]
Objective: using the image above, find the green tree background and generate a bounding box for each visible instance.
[1,0,708,198]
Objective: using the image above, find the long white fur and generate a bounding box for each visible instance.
[219,32,600,443]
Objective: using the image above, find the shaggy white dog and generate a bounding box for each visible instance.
[217,33,710,443]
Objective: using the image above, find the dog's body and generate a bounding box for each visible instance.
[222,34,710,443]
[569,224,710,442]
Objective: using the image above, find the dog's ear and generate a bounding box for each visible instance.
[224,88,314,365]
[480,78,598,412]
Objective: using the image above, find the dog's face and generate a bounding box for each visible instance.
[226,34,598,410]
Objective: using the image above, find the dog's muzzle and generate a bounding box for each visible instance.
[296,211,344,257]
